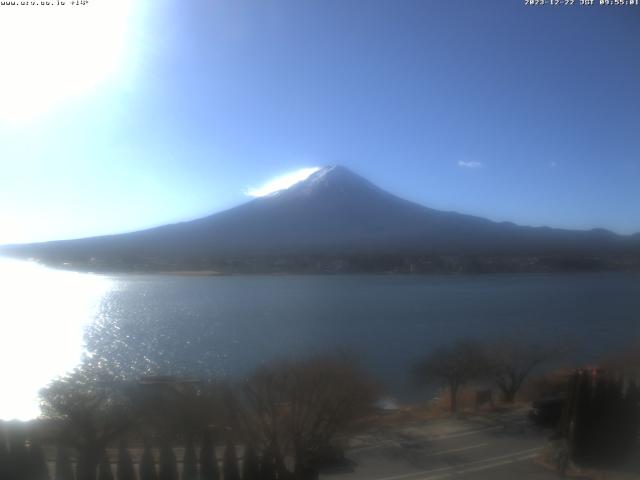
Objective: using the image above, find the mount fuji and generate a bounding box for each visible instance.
[2,166,638,272]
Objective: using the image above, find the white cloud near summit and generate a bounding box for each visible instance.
[245,167,320,197]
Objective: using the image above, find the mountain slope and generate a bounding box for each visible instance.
[2,166,639,270]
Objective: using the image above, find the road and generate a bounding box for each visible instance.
[322,412,560,480]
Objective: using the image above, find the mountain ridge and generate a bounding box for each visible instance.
[2,165,639,273]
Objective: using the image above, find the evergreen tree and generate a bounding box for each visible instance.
[241,443,259,480]
[182,436,198,480]
[274,450,289,480]
[54,446,74,480]
[8,432,31,480]
[116,440,136,480]
[138,442,157,480]
[589,373,608,459]
[571,370,593,463]
[97,451,114,480]
[605,376,625,463]
[0,434,11,480]
[626,380,640,452]
[29,440,51,480]
[199,431,220,480]
[564,369,639,467]
[158,442,178,480]
[76,447,101,480]
[258,447,276,480]
[0,434,9,479]
[294,451,318,480]
[558,371,578,438]
[223,441,240,480]
[625,380,640,445]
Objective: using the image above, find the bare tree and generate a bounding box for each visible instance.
[414,340,489,413]
[239,366,289,470]
[135,376,228,441]
[239,354,376,478]
[39,365,139,480]
[485,339,556,403]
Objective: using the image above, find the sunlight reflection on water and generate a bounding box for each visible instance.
[0,258,112,420]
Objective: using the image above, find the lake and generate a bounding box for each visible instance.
[1,257,639,419]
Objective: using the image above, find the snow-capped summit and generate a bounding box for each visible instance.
[278,165,383,198]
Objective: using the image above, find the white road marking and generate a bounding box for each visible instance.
[430,425,501,440]
[371,446,543,480]
[454,452,539,476]
[350,426,499,453]
[427,443,488,456]
[350,441,398,453]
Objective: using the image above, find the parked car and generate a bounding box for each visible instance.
[528,397,565,428]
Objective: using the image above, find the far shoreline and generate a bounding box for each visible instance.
[3,254,640,277]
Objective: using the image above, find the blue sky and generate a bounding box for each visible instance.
[1,0,639,245]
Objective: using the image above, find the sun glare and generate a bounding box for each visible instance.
[0,0,134,124]
[0,258,112,420]
[245,167,321,197]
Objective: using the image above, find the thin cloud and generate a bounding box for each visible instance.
[549,161,558,168]
[245,167,320,197]
[457,160,483,169]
